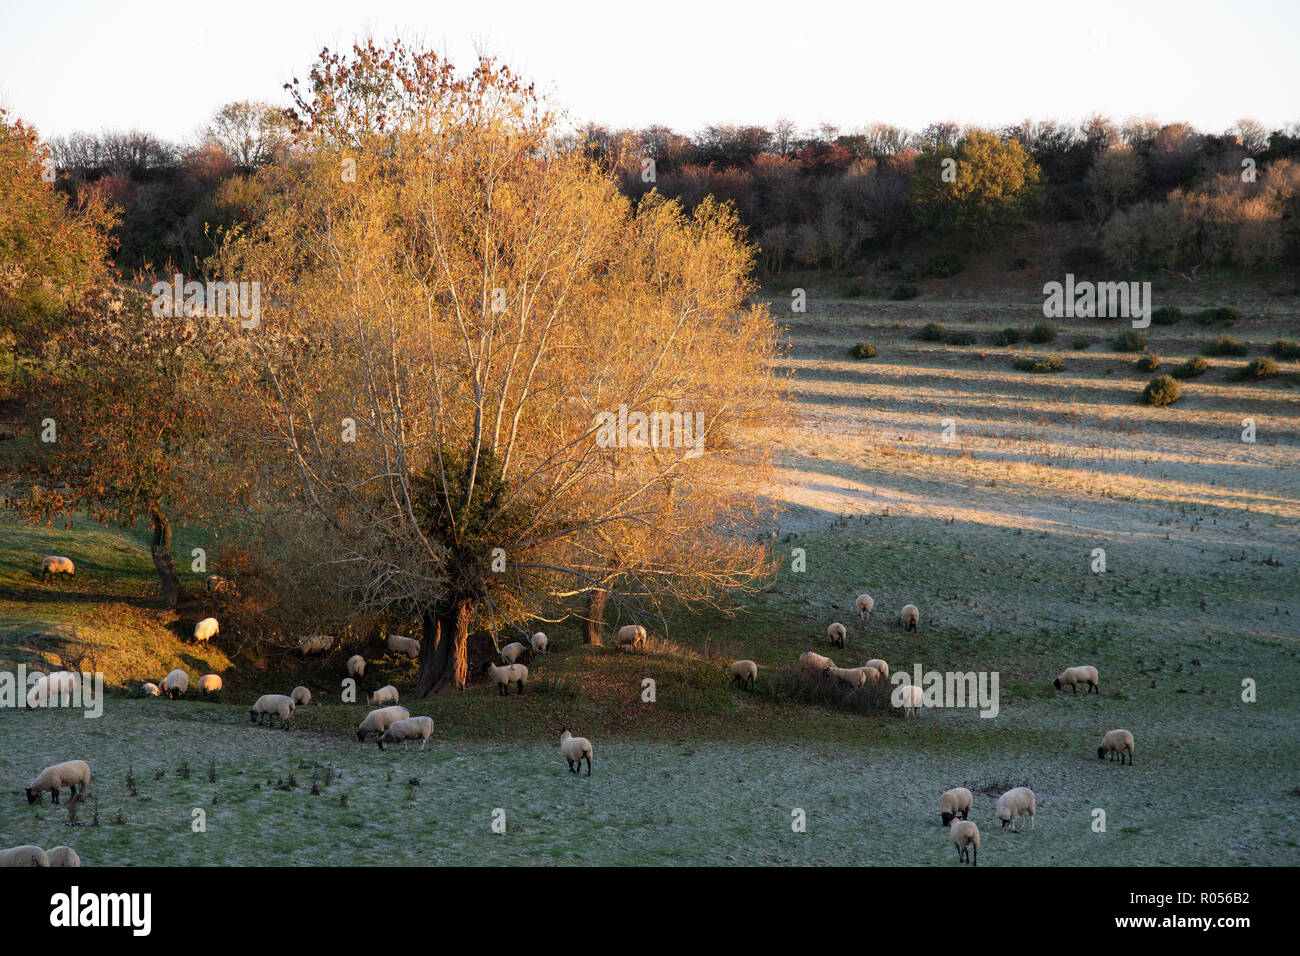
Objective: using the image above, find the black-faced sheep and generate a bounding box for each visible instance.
[1054,665,1099,694]
[856,593,874,621]
[25,760,90,805]
[161,669,189,699]
[900,604,920,632]
[730,659,757,690]
[249,694,295,729]
[1098,729,1135,765]
[197,674,223,695]
[41,555,75,582]
[949,820,980,865]
[483,662,527,696]
[193,617,219,645]
[377,715,434,752]
[356,705,411,742]
[560,728,593,777]
[940,787,973,826]
[996,787,1035,832]
[827,622,847,648]
[616,624,646,648]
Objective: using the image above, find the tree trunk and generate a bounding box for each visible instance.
[149,506,181,609]
[414,595,475,697]
[584,587,608,645]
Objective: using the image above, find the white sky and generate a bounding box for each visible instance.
[1,0,1297,142]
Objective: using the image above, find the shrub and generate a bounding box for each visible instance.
[924,251,964,278]
[1013,354,1066,373]
[1071,337,1090,350]
[1230,356,1280,380]
[1170,356,1209,379]
[890,282,918,300]
[1113,330,1147,351]
[1151,306,1182,325]
[1135,353,1161,372]
[1142,374,1182,406]
[1268,339,1300,360]
[1196,306,1241,324]
[1027,322,1057,343]
[767,666,896,716]
[1203,335,1248,357]
[1009,255,1030,270]
[900,261,921,282]
[918,322,946,341]
[850,342,877,359]
[842,282,865,298]
[991,327,1022,346]
[879,254,903,272]
[946,331,976,346]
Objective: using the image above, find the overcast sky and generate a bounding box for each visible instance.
[2,0,1297,142]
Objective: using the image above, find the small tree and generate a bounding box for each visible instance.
[912,130,1043,237]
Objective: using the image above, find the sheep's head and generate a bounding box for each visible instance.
[942,812,955,826]
[1053,678,1062,690]
[1000,815,1011,831]
[25,788,39,805]
[249,710,258,723]
[1097,746,1107,760]
[356,730,367,742]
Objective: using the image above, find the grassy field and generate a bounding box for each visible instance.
[2,285,1298,865]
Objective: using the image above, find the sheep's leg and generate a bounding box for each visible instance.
[51,788,59,805]
[972,846,977,866]
[584,755,591,777]
[516,679,525,695]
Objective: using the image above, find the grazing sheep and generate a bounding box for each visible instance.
[0,845,48,867]
[827,665,867,690]
[197,674,223,695]
[996,787,1036,832]
[249,694,296,729]
[25,671,78,708]
[940,787,973,826]
[949,820,980,865]
[367,685,400,707]
[356,705,411,742]
[799,650,835,675]
[896,683,923,717]
[25,760,91,805]
[290,685,312,707]
[387,634,421,658]
[530,631,549,655]
[560,728,593,777]
[847,665,882,684]
[856,594,874,621]
[161,669,189,699]
[41,555,75,582]
[900,604,920,632]
[616,624,647,648]
[298,633,335,655]
[377,715,434,752]
[500,641,530,665]
[865,658,889,679]
[483,662,527,696]
[141,682,161,698]
[192,617,219,646]
[730,659,758,691]
[46,846,81,867]
[1098,729,1135,765]
[346,654,366,679]
[827,622,847,649]
[1054,665,1099,695]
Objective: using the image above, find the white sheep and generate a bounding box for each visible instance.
[377,715,434,752]
[25,760,91,805]
[483,662,527,696]
[290,685,312,707]
[161,669,189,699]
[940,787,973,826]
[346,654,366,679]
[730,659,758,690]
[0,845,48,867]
[616,624,647,648]
[827,665,867,690]
[367,684,400,707]
[949,820,980,865]
[25,671,78,708]
[387,634,421,658]
[560,728,593,776]
[356,705,411,742]
[827,622,847,649]
[865,658,889,679]
[41,555,75,582]
[996,787,1036,832]
[193,617,219,645]
[298,633,335,655]
[799,650,835,675]
[900,604,920,632]
[249,694,295,729]
[500,641,530,664]
[856,593,874,621]
[197,674,223,695]
[1098,729,1135,765]
[896,683,923,717]
[530,631,549,655]
[847,665,883,684]
[46,846,81,867]
[1054,665,1099,695]
[141,682,161,698]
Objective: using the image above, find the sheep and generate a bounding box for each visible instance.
[1098,729,1135,765]
[249,694,295,729]
[900,604,920,632]
[377,715,434,752]
[500,641,530,665]
[530,631,549,655]
[827,622,847,649]
[193,617,219,645]
[560,728,593,776]
[346,654,366,679]
[865,658,889,679]
[41,555,75,582]
[46,846,81,867]
[25,760,91,805]
[290,685,312,707]
[197,674,223,695]
[298,633,335,655]
[141,682,161,698]
[0,845,48,867]
[1054,665,1099,695]
[161,669,189,699]
[996,787,1036,832]
[799,650,835,675]
[730,659,757,691]
[847,665,882,684]
[387,634,421,658]
[483,662,527,696]
[25,671,78,708]
[896,683,923,717]
[616,624,646,648]
[939,787,973,826]
[856,593,874,621]
[366,684,400,707]
[356,705,410,742]
[949,820,980,865]
[827,665,867,690]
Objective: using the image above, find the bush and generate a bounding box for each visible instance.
[1027,322,1057,344]
[1009,255,1031,270]
[1229,356,1280,380]
[1203,335,1248,357]
[924,251,964,278]
[878,254,903,272]
[1196,306,1241,324]
[890,282,918,300]
[991,327,1022,347]
[900,261,921,282]
[918,322,946,341]
[1142,374,1182,406]
[842,282,865,298]
[1012,354,1066,373]
[1268,339,1300,360]
[1135,353,1161,372]
[946,331,977,346]
[1151,306,1182,325]
[850,342,877,359]
[1170,356,1209,379]
[1069,337,1089,350]
[1113,330,1147,351]
[767,666,897,716]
